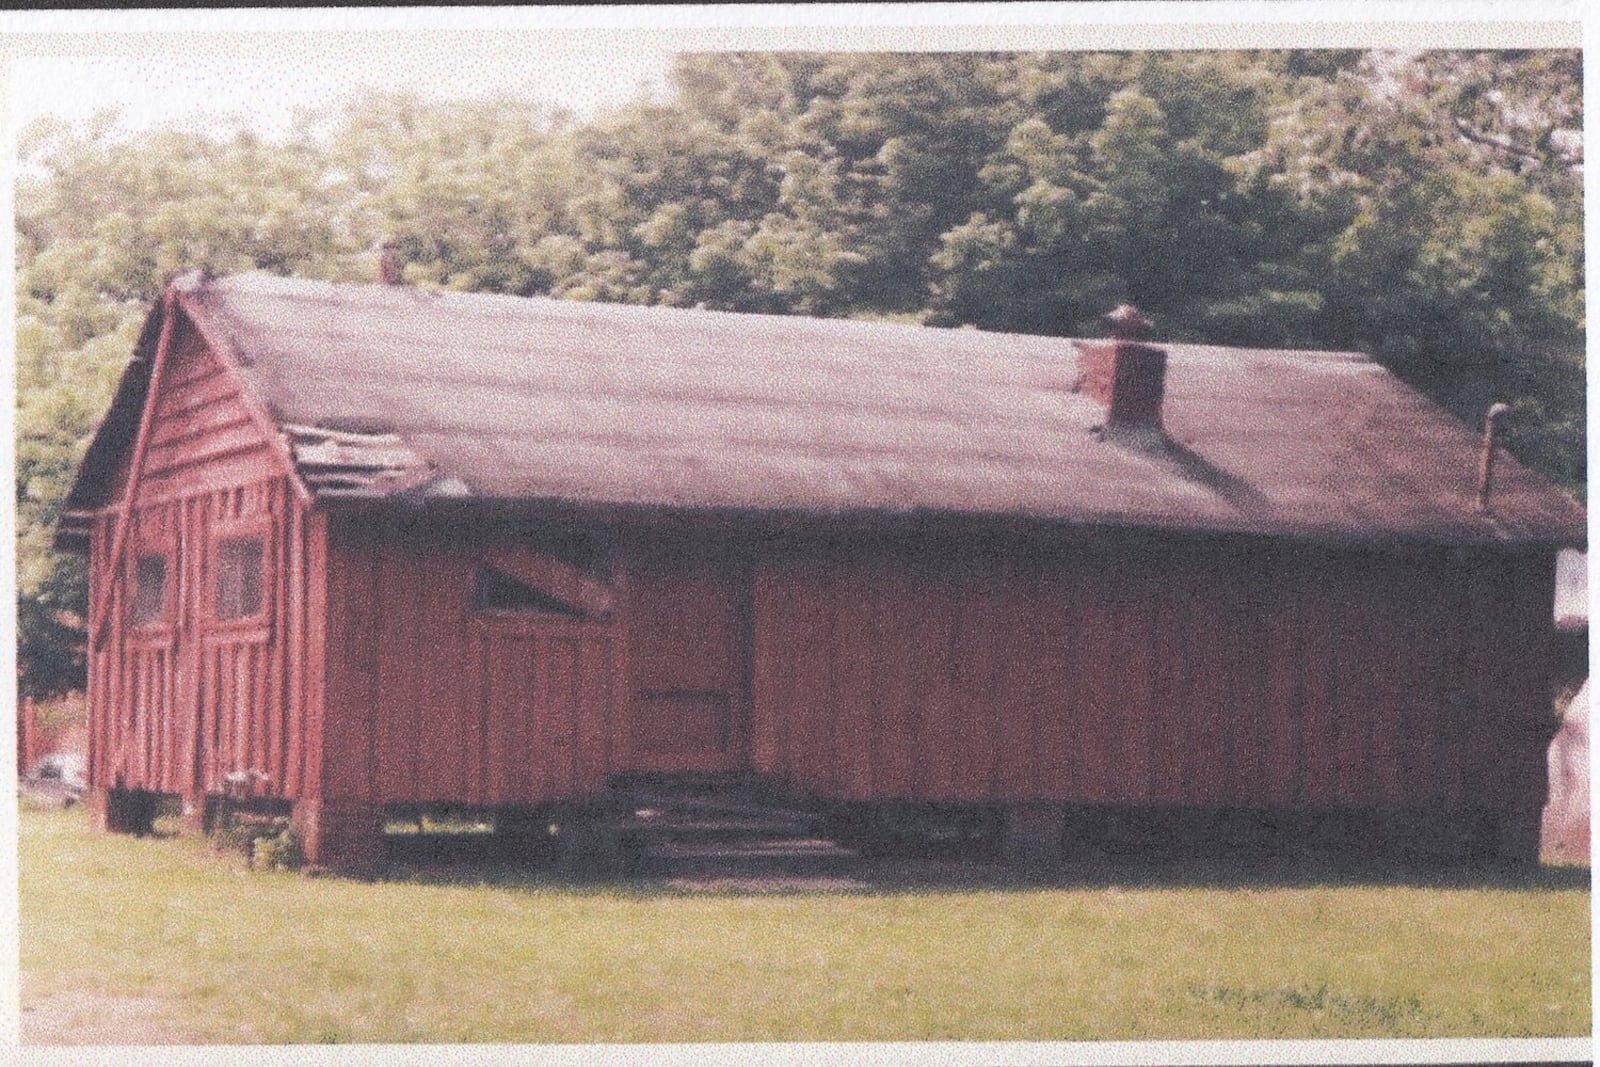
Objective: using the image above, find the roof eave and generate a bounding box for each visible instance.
[53,298,167,520]
[310,491,1586,555]
[52,510,94,554]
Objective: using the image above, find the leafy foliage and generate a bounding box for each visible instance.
[14,51,1584,696]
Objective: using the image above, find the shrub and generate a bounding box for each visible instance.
[210,811,302,871]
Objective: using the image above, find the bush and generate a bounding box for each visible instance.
[252,828,304,872]
[210,811,302,871]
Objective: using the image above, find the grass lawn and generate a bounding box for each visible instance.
[17,801,1591,1044]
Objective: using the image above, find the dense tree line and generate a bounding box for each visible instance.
[15,50,1584,696]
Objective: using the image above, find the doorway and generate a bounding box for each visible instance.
[623,547,751,773]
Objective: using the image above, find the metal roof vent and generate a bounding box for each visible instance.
[1477,402,1511,512]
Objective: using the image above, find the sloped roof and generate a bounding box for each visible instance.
[65,271,1588,549]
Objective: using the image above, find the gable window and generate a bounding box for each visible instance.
[215,536,265,620]
[131,554,168,625]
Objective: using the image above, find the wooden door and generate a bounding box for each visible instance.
[624,551,749,772]
[195,517,275,794]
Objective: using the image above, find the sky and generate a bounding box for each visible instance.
[4,5,1583,141]
[10,48,674,140]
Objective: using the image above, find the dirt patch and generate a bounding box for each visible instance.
[20,990,193,1046]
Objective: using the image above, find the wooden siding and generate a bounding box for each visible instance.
[94,409,1555,824]
[320,528,623,805]
[750,538,1556,813]
[88,479,318,800]
[622,548,748,772]
[86,314,316,801]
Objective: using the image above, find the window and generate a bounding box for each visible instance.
[472,565,586,618]
[131,554,167,625]
[215,536,264,620]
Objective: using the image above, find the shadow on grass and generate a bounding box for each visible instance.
[375,831,1591,896]
[28,800,1592,897]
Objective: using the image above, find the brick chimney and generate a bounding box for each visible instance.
[1073,304,1168,444]
[379,240,403,286]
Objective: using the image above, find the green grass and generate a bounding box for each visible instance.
[18,802,1591,1044]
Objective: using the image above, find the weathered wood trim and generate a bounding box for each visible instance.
[91,291,179,650]
[174,288,312,507]
[304,509,329,801]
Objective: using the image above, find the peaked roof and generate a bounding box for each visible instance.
[62,271,1586,550]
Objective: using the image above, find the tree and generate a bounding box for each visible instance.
[1263,50,1585,493]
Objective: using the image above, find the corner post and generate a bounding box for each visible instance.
[293,798,386,878]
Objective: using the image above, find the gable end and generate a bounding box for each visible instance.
[55,288,307,551]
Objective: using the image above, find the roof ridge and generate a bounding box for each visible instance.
[205,272,1374,363]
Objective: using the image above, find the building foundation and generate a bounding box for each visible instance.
[1004,802,1067,868]
[90,788,159,835]
[293,798,386,878]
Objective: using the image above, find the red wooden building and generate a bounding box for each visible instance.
[57,272,1585,874]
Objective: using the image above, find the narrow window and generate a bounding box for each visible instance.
[215,537,264,620]
[131,554,167,625]
[472,565,585,618]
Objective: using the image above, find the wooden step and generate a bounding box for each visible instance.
[612,771,805,805]
[606,772,854,877]
[632,838,859,877]
[621,792,820,825]
[644,838,854,858]
[612,814,818,838]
